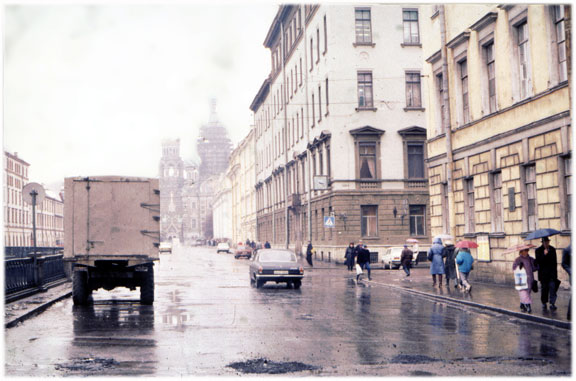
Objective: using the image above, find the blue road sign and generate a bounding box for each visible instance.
[324,216,335,228]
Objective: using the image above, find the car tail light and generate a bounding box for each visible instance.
[299,266,304,274]
[258,266,263,274]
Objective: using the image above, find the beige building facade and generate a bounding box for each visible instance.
[4,151,64,248]
[421,4,571,284]
[251,4,430,260]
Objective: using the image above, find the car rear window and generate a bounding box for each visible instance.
[259,251,296,262]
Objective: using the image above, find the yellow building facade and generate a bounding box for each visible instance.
[421,4,571,283]
[228,130,257,245]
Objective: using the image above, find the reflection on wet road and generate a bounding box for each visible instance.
[4,246,571,376]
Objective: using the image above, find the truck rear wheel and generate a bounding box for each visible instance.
[73,271,89,305]
[140,267,154,305]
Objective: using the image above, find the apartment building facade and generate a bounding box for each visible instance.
[421,4,571,283]
[250,4,430,259]
[4,151,64,248]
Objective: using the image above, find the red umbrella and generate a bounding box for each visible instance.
[503,243,536,254]
[455,240,478,249]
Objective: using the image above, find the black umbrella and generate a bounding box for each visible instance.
[524,228,561,241]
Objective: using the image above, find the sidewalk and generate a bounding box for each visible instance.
[361,266,571,329]
[4,281,72,328]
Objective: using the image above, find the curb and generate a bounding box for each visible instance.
[368,280,571,330]
[5,289,72,329]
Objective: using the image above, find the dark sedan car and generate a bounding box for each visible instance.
[249,249,304,289]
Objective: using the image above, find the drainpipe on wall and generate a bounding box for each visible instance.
[281,19,290,250]
[303,8,313,246]
[439,5,456,239]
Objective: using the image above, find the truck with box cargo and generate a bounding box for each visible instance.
[64,176,160,305]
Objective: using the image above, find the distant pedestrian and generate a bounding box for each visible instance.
[456,248,474,292]
[512,245,538,313]
[356,244,371,281]
[345,242,355,271]
[443,240,457,288]
[264,241,271,249]
[535,237,559,310]
[400,244,413,277]
[427,238,446,287]
[306,241,314,267]
[562,244,571,320]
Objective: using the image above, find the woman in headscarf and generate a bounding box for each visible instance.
[427,237,446,287]
[512,244,538,313]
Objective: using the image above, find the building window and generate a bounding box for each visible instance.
[405,72,422,108]
[553,5,568,82]
[323,15,328,53]
[459,59,470,124]
[355,8,372,44]
[316,28,320,62]
[436,72,446,134]
[359,143,376,179]
[484,42,497,113]
[357,72,374,108]
[517,21,531,99]
[442,182,449,232]
[407,143,425,178]
[299,58,303,85]
[310,38,314,70]
[403,9,420,44]
[326,145,331,178]
[318,85,322,122]
[465,178,475,233]
[563,156,572,229]
[311,93,315,127]
[525,165,538,231]
[492,171,503,232]
[409,205,426,236]
[325,78,329,114]
[361,205,378,237]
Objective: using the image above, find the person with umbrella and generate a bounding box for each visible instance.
[535,237,560,310]
[510,243,538,313]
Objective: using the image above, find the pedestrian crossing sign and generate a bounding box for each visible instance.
[324,216,335,228]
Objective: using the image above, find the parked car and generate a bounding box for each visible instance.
[249,249,304,289]
[234,245,253,259]
[159,242,172,253]
[217,242,230,253]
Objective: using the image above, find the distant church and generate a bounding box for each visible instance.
[159,100,232,243]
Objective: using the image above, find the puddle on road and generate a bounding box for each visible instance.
[227,358,319,374]
[389,354,442,364]
[56,357,119,372]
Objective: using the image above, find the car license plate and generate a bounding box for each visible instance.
[275,270,289,275]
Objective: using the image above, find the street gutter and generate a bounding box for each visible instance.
[367,280,571,330]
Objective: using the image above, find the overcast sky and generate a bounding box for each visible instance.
[4,2,279,190]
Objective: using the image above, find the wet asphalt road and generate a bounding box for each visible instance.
[4,245,571,377]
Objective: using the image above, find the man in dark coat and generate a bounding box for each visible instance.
[264,241,271,249]
[535,237,559,310]
[400,244,413,277]
[306,241,314,267]
[356,244,371,281]
[443,241,457,287]
[345,242,356,271]
[562,244,571,320]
